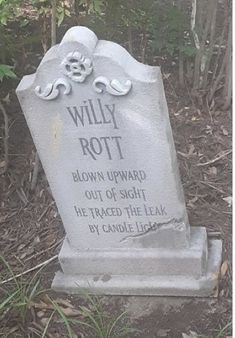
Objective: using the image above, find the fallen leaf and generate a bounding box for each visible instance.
[39,189,44,198]
[177,151,189,158]
[41,316,50,326]
[221,125,229,136]
[17,243,26,251]
[61,307,80,317]
[33,236,40,244]
[188,144,195,156]
[222,196,232,208]
[210,98,215,109]
[163,73,171,79]
[72,334,79,338]
[187,196,198,209]
[2,93,10,104]
[19,252,27,259]
[219,289,225,297]
[0,161,6,168]
[37,310,45,318]
[182,331,199,338]
[208,166,217,176]
[54,298,74,308]
[157,328,170,337]
[220,260,229,277]
[31,300,54,310]
[205,125,213,135]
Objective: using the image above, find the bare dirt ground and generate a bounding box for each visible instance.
[0,23,232,338]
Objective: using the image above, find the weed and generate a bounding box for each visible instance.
[0,64,16,81]
[76,293,136,338]
[0,255,46,323]
[0,257,137,337]
[49,292,137,338]
[214,321,232,338]
[41,310,56,338]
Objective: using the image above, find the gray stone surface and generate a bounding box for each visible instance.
[57,227,208,277]
[16,26,222,296]
[52,238,222,296]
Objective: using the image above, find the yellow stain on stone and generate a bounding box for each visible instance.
[51,114,63,158]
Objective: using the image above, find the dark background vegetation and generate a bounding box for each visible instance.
[0,1,232,337]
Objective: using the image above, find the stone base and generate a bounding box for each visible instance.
[52,227,222,297]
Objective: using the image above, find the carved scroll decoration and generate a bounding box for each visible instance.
[35,51,132,100]
[61,51,93,82]
[34,78,71,100]
[93,76,132,96]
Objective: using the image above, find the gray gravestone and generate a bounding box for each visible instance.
[16,26,222,296]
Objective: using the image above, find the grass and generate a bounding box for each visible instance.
[213,321,232,338]
[0,256,137,337]
[0,255,45,323]
[2,255,231,338]
[47,292,138,338]
[69,293,138,338]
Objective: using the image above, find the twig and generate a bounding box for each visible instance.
[208,40,228,103]
[201,198,232,215]
[207,205,232,215]
[201,0,217,89]
[31,151,40,191]
[24,238,63,262]
[199,181,226,194]
[0,255,58,285]
[16,187,28,205]
[162,73,178,98]
[197,149,232,167]
[0,211,18,224]
[210,24,227,86]
[38,201,55,222]
[0,101,9,174]
[222,18,232,110]
[191,0,200,49]
[30,0,57,191]
[192,0,214,89]
[51,0,57,46]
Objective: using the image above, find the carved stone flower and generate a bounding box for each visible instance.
[61,51,92,83]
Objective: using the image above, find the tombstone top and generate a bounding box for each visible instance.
[18,27,161,104]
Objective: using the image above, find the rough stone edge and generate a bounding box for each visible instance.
[52,238,222,297]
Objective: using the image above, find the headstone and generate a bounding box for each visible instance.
[16,26,222,296]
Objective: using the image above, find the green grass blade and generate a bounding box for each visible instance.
[41,310,55,338]
[69,318,95,330]
[79,291,107,335]
[28,278,41,302]
[79,305,105,337]
[215,321,232,338]
[51,299,74,338]
[107,311,127,337]
[0,255,20,289]
[26,259,52,293]
[0,289,19,310]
